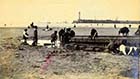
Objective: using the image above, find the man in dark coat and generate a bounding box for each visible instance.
[51,31,57,47]
[32,26,38,46]
[62,28,71,46]
[59,29,65,42]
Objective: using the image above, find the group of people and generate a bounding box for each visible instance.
[59,28,75,46]
[23,23,140,50]
[89,25,140,55]
[50,27,76,47]
[107,39,139,55]
[23,22,76,47]
[90,26,134,39]
[23,22,38,46]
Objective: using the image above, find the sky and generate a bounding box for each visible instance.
[0,0,140,25]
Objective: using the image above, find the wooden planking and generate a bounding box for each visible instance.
[71,35,140,42]
[70,35,140,46]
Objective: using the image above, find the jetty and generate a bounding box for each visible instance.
[73,12,140,24]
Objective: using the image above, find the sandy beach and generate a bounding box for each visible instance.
[0,0,140,78]
[0,26,140,79]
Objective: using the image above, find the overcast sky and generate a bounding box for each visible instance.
[0,0,140,25]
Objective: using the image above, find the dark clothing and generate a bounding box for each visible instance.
[34,30,38,39]
[107,40,121,54]
[51,32,57,47]
[59,29,65,41]
[62,32,71,44]
[70,30,75,37]
[30,22,34,28]
[91,29,98,36]
[90,28,98,39]
[51,33,57,42]
[32,29,38,46]
[61,28,75,46]
[119,27,129,36]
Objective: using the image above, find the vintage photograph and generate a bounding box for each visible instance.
[0,0,140,79]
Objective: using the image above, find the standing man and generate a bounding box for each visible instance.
[51,31,57,47]
[32,26,38,46]
[62,28,71,46]
[58,28,65,42]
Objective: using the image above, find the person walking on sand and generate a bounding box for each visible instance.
[32,26,38,46]
[23,29,29,44]
[51,31,57,47]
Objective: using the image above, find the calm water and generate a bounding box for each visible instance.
[0,23,139,39]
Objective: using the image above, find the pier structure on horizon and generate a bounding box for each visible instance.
[73,12,140,24]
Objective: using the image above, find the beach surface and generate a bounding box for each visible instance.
[0,26,140,79]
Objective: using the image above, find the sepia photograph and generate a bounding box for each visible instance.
[0,0,140,79]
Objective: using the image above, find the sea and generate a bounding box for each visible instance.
[0,23,139,39]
